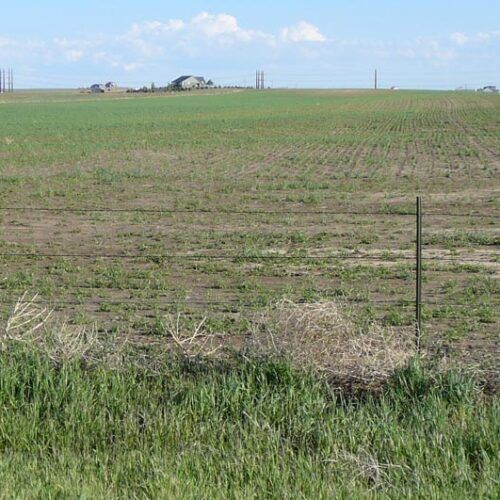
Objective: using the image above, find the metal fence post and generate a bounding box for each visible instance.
[416,196,423,352]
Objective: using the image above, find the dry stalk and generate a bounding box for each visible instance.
[327,449,409,489]
[44,322,101,363]
[2,293,129,366]
[162,313,224,358]
[250,299,414,386]
[4,292,53,342]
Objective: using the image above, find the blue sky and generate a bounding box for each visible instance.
[1,1,499,89]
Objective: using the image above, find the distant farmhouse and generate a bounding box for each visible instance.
[89,82,118,93]
[90,84,105,93]
[172,76,209,90]
[478,85,498,93]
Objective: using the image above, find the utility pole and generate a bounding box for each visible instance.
[374,69,378,90]
[0,69,15,93]
[256,70,265,90]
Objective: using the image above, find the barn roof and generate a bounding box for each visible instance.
[172,75,206,85]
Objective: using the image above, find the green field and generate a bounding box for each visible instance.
[0,89,498,496]
[0,89,498,362]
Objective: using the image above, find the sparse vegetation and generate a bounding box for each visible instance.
[0,90,497,359]
[0,89,498,496]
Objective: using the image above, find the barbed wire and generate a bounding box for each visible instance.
[0,204,497,324]
[1,206,499,218]
[0,297,486,309]
[1,282,494,295]
[0,252,419,261]
[0,252,496,265]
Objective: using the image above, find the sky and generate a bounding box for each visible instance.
[1,1,499,89]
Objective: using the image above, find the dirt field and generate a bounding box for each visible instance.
[0,89,498,370]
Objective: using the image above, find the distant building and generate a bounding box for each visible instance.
[478,86,498,93]
[171,76,207,90]
[105,82,117,91]
[90,84,105,93]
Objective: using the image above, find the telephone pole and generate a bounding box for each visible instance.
[374,69,378,90]
[0,69,14,93]
[256,70,265,90]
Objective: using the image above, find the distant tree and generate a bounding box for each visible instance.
[207,80,214,87]
[151,82,156,93]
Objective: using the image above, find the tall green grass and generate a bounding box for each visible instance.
[0,346,497,498]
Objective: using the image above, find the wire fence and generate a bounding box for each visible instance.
[1,206,499,218]
[1,200,498,343]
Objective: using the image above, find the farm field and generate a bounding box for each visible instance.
[0,88,499,496]
[0,89,498,367]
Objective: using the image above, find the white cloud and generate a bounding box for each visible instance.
[54,37,99,62]
[0,36,48,61]
[130,19,185,36]
[450,30,500,46]
[7,12,500,82]
[0,36,18,49]
[192,12,240,37]
[64,50,84,62]
[190,12,274,45]
[119,11,276,56]
[123,62,141,71]
[450,32,468,45]
[120,26,165,57]
[128,37,163,57]
[476,32,491,43]
[397,48,417,59]
[15,13,327,68]
[281,21,327,43]
[419,40,456,61]
[127,13,272,45]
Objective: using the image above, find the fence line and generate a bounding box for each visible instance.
[0,252,495,265]
[0,298,482,308]
[1,281,489,294]
[0,252,420,261]
[1,198,498,345]
[1,206,499,218]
